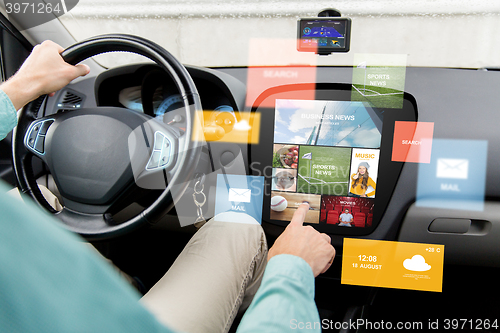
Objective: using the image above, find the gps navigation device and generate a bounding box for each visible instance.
[297,17,351,54]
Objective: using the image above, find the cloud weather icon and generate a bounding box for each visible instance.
[436,158,469,179]
[228,188,252,203]
[403,255,431,272]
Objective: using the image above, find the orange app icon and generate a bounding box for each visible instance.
[392,121,434,163]
[342,238,444,292]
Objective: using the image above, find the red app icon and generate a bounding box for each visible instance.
[392,121,434,163]
[246,38,317,108]
[246,67,316,108]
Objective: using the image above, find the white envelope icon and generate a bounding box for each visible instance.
[228,188,252,202]
[436,158,469,179]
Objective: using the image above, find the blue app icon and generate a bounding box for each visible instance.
[416,139,488,211]
[215,174,265,224]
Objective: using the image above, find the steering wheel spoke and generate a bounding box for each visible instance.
[55,208,141,239]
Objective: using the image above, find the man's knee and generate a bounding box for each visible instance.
[198,212,267,257]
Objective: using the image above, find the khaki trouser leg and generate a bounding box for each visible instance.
[141,213,268,333]
[7,185,63,211]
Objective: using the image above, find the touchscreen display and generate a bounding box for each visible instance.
[270,99,382,228]
[297,18,351,53]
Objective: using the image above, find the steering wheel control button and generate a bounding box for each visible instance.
[40,120,54,135]
[28,137,36,148]
[34,137,45,153]
[146,131,171,170]
[147,151,161,169]
[154,135,163,150]
[25,119,54,154]
[27,129,39,148]
[159,155,168,167]
[159,151,170,167]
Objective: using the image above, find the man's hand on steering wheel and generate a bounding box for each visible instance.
[0,40,90,110]
[12,34,203,240]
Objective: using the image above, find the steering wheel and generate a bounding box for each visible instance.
[12,34,203,240]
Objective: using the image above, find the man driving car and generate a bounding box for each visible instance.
[0,41,335,332]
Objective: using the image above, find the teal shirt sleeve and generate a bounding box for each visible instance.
[237,254,321,333]
[0,89,18,140]
[0,181,176,333]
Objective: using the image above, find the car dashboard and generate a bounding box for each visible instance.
[38,62,500,271]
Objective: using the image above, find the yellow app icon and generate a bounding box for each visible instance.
[192,110,261,144]
[341,238,444,292]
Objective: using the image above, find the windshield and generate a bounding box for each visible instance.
[59,0,500,69]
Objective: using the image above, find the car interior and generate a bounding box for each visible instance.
[1,1,500,332]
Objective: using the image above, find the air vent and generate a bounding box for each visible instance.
[57,89,85,111]
[62,92,82,105]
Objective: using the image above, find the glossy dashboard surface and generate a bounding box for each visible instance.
[42,64,500,266]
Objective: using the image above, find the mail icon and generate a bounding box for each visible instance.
[436,158,469,179]
[228,188,252,203]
